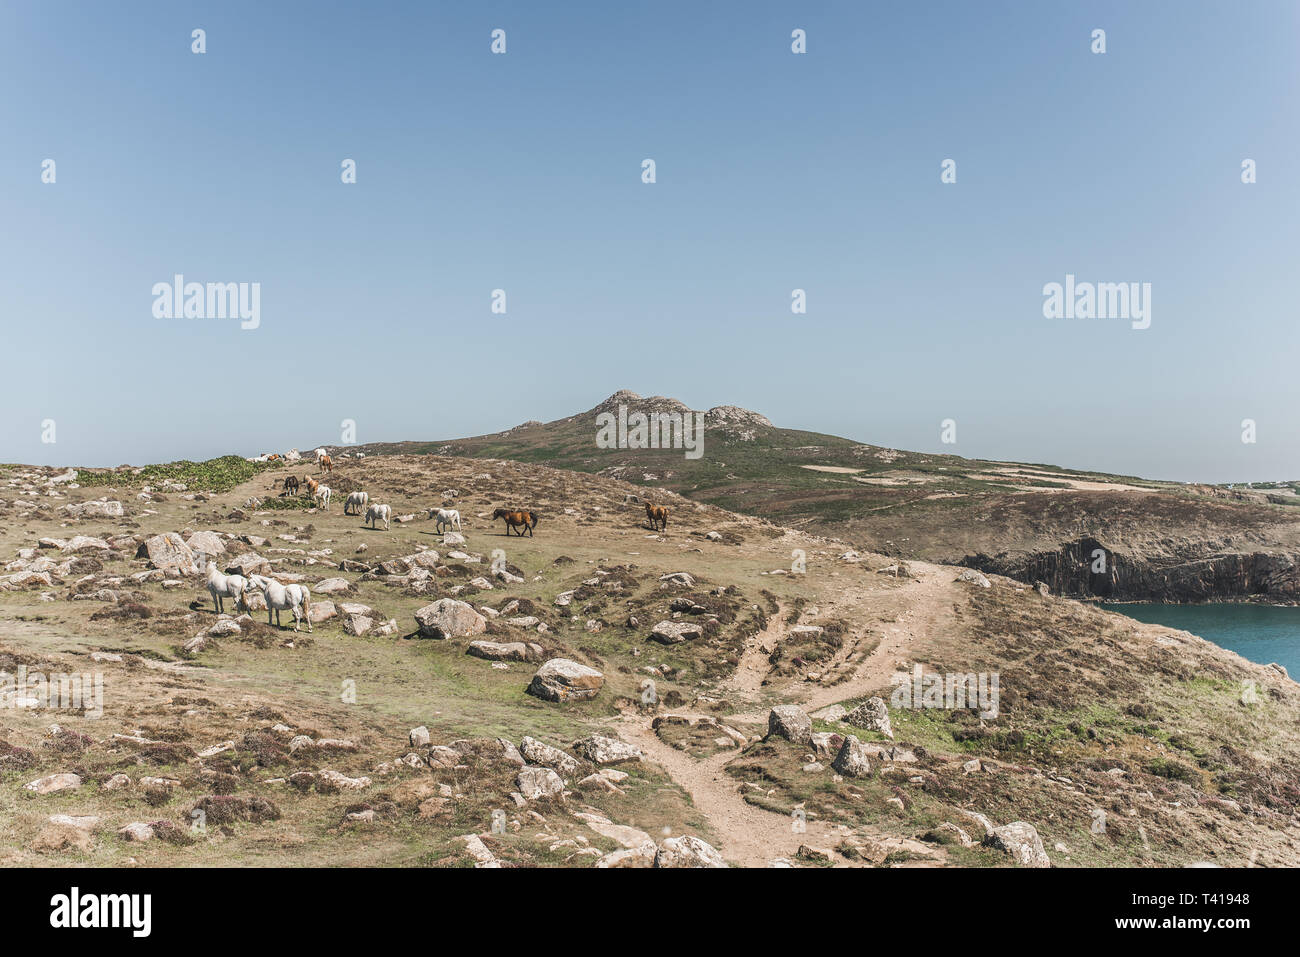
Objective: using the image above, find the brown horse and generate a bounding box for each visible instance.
[284,476,300,496]
[645,503,669,531]
[305,476,320,497]
[493,508,538,537]
[320,454,333,473]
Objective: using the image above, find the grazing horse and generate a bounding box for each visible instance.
[364,503,392,530]
[200,552,247,614]
[245,574,312,632]
[645,503,669,532]
[283,476,300,496]
[313,485,332,510]
[428,508,462,534]
[319,454,333,473]
[305,476,320,497]
[343,490,369,515]
[493,508,538,537]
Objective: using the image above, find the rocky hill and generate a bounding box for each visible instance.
[348,392,1300,603]
[1,454,1297,867]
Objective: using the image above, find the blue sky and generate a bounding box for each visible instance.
[2,0,1297,482]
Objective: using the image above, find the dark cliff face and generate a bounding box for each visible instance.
[962,538,1300,602]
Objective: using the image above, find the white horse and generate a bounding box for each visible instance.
[245,574,312,632]
[314,485,332,510]
[343,490,369,515]
[365,503,392,530]
[200,552,247,614]
[428,508,462,533]
[314,448,329,465]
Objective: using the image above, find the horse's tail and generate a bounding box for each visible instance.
[529,511,539,528]
[301,586,311,618]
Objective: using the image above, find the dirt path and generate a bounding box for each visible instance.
[616,713,844,866]
[610,563,964,866]
[727,601,784,694]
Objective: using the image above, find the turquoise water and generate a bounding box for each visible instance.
[1100,602,1300,676]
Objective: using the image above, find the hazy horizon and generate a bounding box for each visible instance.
[5,1,1297,484]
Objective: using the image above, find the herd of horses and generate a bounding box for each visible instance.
[227,460,671,630]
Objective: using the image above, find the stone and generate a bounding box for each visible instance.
[527,658,604,702]
[984,822,1051,867]
[117,822,155,842]
[649,620,704,644]
[654,835,726,868]
[594,840,657,868]
[571,734,642,765]
[307,600,338,623]
[414,599,487,639]
[519,737,581,778]
[767,705,813,745]
[467,639,543,662]
[515,766,565,801]
[830,735,872,778]
[957,568,992,588]
[843,697,893,738]
[24,773,82,794]
[185,531,227,558]
[226,552,272,577]
[138,533,199,575]
[61,500,124,519]
[409,726,431,747]
[314,577,351,594]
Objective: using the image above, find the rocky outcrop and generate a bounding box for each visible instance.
[962,536,1300,602]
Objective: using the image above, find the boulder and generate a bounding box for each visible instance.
[226,552,272,577]
[519,737,581,777]
[654,835,726,868]
[984,822,1051,867]
[595,840,658,868]
[843,697,893,738]
[314,577,351,595]
[185,531,227,559]
[767,705,813,745]
[527,658,604,702]
[572,734,642,765]
[24,773,82,794]
[515,766,565,801]
[307,600,338,623]
[957,568,992,588]
[467,640,543,662]
[61,500,124,519]
[137,533,199,575]
[649,620,704,644]
[414,599,487,639]
[831,735,872,778]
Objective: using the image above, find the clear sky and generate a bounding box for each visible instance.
[3,1,1297,482]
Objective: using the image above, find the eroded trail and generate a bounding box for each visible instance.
[727,601,785,694]
[612,563,963,867]
[616,712,842,866]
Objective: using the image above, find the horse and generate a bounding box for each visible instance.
[199,552,247,614]
[428,508,462,534]
[492,508,538,537]
[305,476,319,497]
[283,476,300,496]
[320,454,333,473]
[645,502,669,532]
[245,574,312,632]
[314,485,332,510]
[364,503,392,530]
[343,490,369,515]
